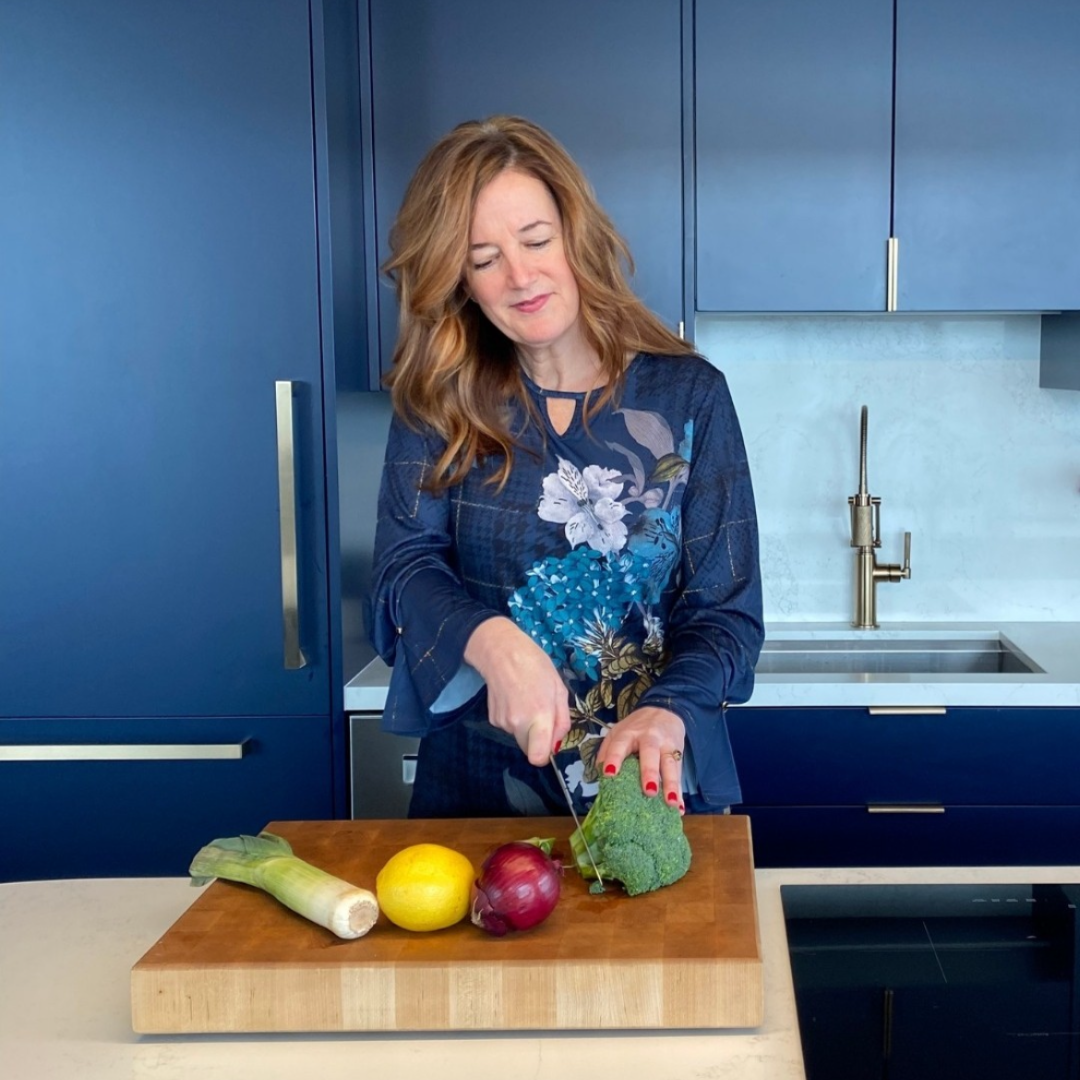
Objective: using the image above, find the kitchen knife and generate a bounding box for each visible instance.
[550,759,604,890]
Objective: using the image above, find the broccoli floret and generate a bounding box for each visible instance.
[568,755,692,896]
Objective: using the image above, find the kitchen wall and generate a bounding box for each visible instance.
[338,314,1080,675]
[696,313,1080,624]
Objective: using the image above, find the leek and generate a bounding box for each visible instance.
[189,831,379,940]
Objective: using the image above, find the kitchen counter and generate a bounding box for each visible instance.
[5,864,1080,1080]
[346,621,1080,711]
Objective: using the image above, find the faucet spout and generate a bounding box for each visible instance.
[848,406,877,551]
[858,404,869,499]
[847,405,911,629]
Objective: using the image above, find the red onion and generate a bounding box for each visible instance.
[470,839,563,936]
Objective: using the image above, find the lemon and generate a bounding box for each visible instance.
[375,843,476,932]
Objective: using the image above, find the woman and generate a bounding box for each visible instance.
[369,116,763,819]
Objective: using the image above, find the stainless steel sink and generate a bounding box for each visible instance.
[755,636,1043,676]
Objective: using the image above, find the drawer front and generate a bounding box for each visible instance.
[0,716,334,881]
[737,806,1080,868]
[728,707,1080,806]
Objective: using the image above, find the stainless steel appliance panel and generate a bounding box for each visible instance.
[348,713,418,819]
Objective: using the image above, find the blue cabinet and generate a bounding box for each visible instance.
[695,0,894,312]
[0,717,333,880]
[0,0,357,877]
[728,706,1080,866]
[894,0,1080,311]
[367,0,685,377]
[695,0,1080,313]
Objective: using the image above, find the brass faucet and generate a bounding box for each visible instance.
[848,405,911,629]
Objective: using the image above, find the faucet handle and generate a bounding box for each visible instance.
[902,531,912,578]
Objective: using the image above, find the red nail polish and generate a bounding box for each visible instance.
[666,791,678,804]
[645,781,658,795]
[603,763,617,776]
[678,802,686,816]
[553,740,562,753]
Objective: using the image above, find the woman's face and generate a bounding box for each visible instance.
[464,168,584,359]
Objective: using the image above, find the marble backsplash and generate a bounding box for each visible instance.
[695,313,1080,623]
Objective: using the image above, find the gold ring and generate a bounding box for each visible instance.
[668,749,683,763]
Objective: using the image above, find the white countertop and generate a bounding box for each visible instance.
[4,864,1080,1080]
[346,621,1080,712]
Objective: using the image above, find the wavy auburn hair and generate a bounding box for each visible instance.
[382,115,695,491]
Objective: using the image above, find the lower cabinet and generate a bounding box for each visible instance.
[738,806,1080,868]
[727,706,1080,867]
[0,716,334,882]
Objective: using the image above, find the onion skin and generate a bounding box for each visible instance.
[470,840,563,937]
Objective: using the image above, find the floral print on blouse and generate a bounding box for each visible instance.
[369,352,764,811]
[507,410,692,798]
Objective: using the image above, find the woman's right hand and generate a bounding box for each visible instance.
[464,616,572,765]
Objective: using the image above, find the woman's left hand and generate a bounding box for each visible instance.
[595,706,686,813]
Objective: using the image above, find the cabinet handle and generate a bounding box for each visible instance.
[868,706,947,716]
[0,742,249,761]
[275,380,307,670]
[867,803,945,814]
[886,236,899,312]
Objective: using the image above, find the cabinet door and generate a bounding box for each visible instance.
[729,705,1080,866]
[369,0,684,371]
[0,1,331,718]
[740,806,1080,868]
[894,0,1080,311]
[0,716,334,881]
[695,0,894,312]
[728,707,1080,806]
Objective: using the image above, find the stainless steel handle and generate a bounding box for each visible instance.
[868,706,947,716]
[0,742,248,761]
[886,236,899,312]
[275,380,307,670]
[867,803,945,814]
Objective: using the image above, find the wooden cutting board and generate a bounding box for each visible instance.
[131,815,763,1033]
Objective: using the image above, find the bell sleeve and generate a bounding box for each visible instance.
[634,368,764,805]
[368,414,500,735]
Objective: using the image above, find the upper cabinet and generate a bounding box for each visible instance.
[695,0,1080,313]
[366,0,685,379]
[894,0,1080,311]
[695,0,893,312]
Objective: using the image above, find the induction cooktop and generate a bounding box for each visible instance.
[781,883,1080,1080]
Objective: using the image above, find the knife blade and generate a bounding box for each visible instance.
[549,758,604,890]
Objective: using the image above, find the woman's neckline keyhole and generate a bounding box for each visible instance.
[545,397,576,436]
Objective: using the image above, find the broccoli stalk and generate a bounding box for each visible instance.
[568,755,692,896]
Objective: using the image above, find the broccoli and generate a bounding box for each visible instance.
[568,755,692,896]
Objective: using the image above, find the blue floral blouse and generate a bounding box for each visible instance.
[369,352,764,810]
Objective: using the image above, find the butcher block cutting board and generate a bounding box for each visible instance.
[131,815,762,1034]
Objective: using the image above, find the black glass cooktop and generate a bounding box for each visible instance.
[782,883,1080,1080]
